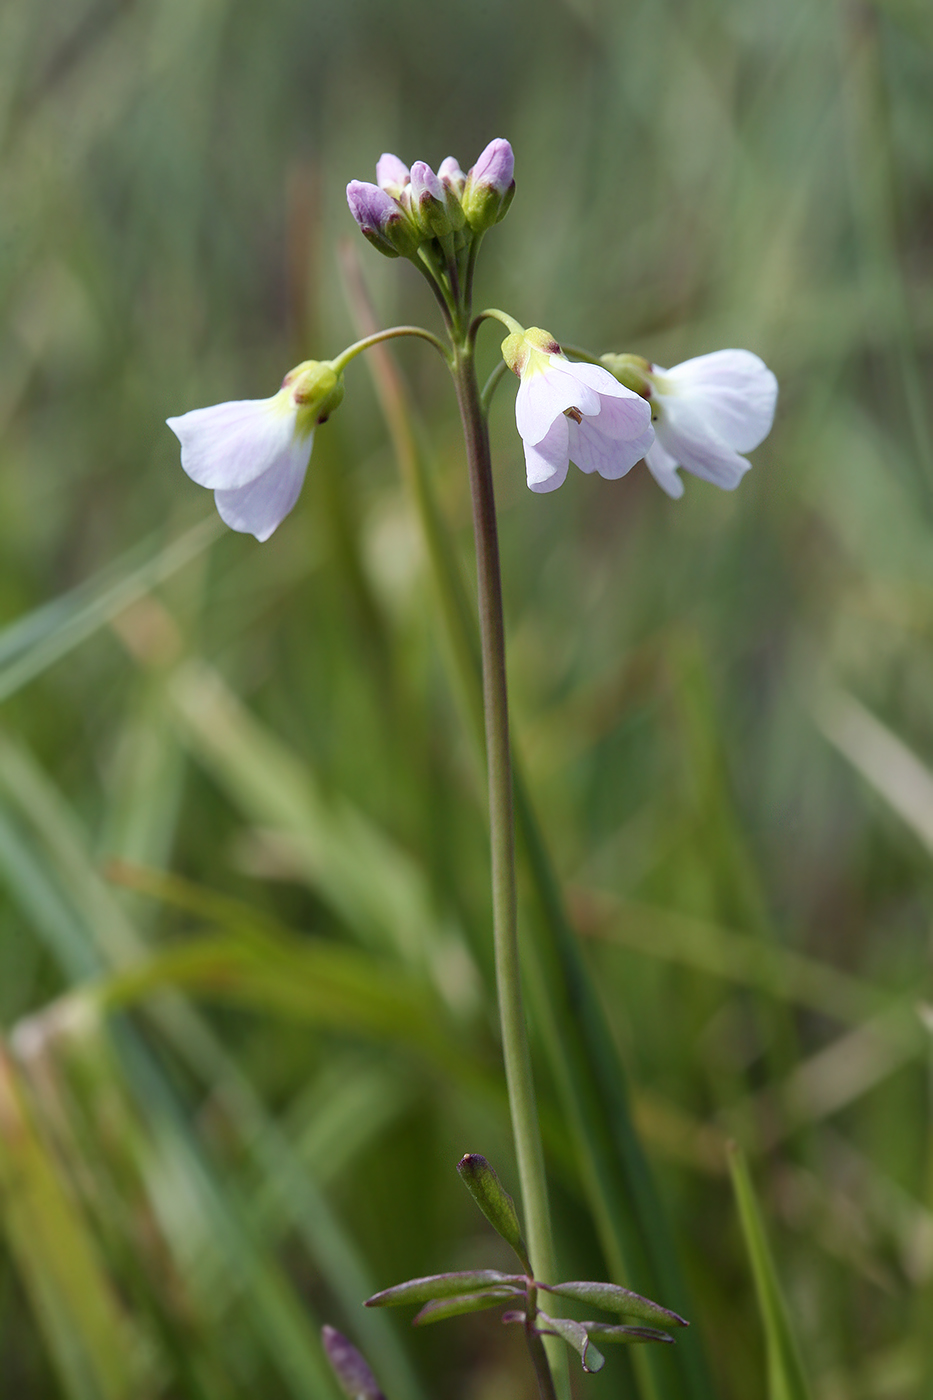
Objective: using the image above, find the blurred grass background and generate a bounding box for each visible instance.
[1,0,932,1396]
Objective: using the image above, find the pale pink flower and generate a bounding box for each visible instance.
[641,350,778,499]
[167,361,342,541]
[503,328,654,493]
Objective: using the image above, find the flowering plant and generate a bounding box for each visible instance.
[168,138,777,1399]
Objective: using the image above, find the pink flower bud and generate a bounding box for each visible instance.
[374,152,410,198]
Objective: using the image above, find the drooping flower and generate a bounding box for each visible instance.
[602,349,778,499]
[502,327,654,494]
[167,360,343,541]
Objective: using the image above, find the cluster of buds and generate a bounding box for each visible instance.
[346,138,515,262]
[167,136,778,540]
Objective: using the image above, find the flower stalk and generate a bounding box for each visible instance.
[451,337,562,1398]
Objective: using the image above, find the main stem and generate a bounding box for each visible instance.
[452,344,560,1399]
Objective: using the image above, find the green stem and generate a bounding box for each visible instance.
[451,342,560,1400]
[526,1325,559,1400]
[555,341,602,364]
[331,325,451,374]
[480,360,510,415]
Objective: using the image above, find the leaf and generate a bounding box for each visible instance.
[583,1322,675,1346]
[727,1145,814,1400]
[412,1289,523,1326]
[536,1312,606,1374]
[366,1270,524,1308]
[0,1041,141,1400]
[541,1280,687,1329]
[457,1154,530,1269]
[321,1326,386,1400]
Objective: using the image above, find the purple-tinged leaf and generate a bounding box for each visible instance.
[536,1312,606,1374]
[412,1288,523,1326]
[583,1321,675,1346]
[321,1326,386,1400]
[540,1280,688,1328]
[366,1270,524,1308]
[457,1154,530,1269]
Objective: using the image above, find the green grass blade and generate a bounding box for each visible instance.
[728,1144,814,1400]
[0,1042,141,1400]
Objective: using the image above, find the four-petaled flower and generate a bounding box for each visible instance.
[604,350,777,499]
[502,327,655,494]
[167,360,343,541]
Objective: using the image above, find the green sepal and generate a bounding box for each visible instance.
[536,1312,606,1374]
[412,1288,523,1326]
[365,1270,524,1308]
[456,1154,530,1270]
[541,1280,688,1329]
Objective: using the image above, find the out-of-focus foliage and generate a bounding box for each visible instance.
[0,0,932,1397]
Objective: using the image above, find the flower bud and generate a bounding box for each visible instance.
[462,138,515,232]
[438,155,467,197]
[410,160,454,238]
[375,152,410,199]
[346,180,420,259]
[599,353,652,399]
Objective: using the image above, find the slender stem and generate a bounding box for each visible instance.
[555,340,602,364]
[464,231,483,310]
[525,1327,560,1400]
[481,359,510,415]
[331,325,451,372]
[451,343,560,1399]
[474,307,525,338]
[415,246,458,328]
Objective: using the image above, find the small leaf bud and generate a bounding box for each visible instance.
[457,1153,530,1270]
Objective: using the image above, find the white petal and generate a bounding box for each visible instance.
[654,400,750,490]
[213,432,312,540]
[552,357,645,403]
[662,349,777,452]
[515,364,600,446]
[167,397,299,490]
[645,440,685,499]
[590,390,653,442]
[570,409,654,480]
[524,416,570,493]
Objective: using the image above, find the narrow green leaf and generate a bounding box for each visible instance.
[727,1145,814,1400]
[537,1312,606,1374]
[0,1043,140,1400]
[0,519,218,705]
[541,1280,687,1329]
[583,1322,675,1346]
[366,1270,524,1308]
[457,1153,530,1270]
[412,1289,523,1326]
